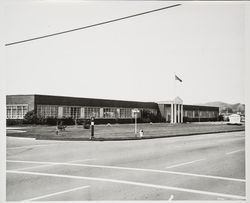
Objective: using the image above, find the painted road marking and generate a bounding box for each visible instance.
[6,127,30,129]
[226,149,245,155]
[7,144,57,150]
[168,195,174,200]
[217,197,225,200]
[14,159,96,171]
[7,137,35,140]
[7,160,245,183]
[166,159,206,169]
[7,130,26,133]
[7,170,245,200]
[24,185,90,201]
[69,159,96,163]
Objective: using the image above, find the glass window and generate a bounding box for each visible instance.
[84,107,100,118]
[70,107,80,119]
[37,105,58,118]
[120,108,132,118]
[187,110,193,118]
[184,110,188,117]
[103,108,117,118]
[6,105,28,119]
[63,106,71,117]
[7,106,11,119]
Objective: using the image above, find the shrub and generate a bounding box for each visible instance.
[6,119,23,126]
[218,114,224,121]
[141,110,162,123]
[23,110,37,124]
[45,117,58,125]
[58,117,75,125]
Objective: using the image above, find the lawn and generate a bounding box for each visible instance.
[6,122,245,141]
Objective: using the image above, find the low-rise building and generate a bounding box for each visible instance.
[6,94,219,124]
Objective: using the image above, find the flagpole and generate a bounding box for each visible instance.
[174,72,176,99]
[174,72,176,124]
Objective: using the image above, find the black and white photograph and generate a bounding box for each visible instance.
[1,0,249,201]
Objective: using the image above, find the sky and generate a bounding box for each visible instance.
[3,1,246,104]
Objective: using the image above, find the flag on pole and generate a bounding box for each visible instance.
[175,75,182,82]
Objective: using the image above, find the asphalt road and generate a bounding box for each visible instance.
[6,131,245,201]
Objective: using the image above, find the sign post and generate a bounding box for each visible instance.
[132,109,140,136]
[90,117,95,140]
[135,113,137,135]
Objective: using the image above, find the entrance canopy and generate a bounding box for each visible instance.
[158,97,183,123]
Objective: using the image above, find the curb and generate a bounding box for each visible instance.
[35,129,245,141]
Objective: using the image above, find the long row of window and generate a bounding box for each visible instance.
[7,104,217,120]
[7,105,28,119]
[183,110,217,118]
[85,107,100,118]
[36,105,142,119]
[37,105,58,118]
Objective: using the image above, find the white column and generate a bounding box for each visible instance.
[177,104,180,123]
[58,106,63,118]
[174,104,176,123]
[181,105,183,123]
[117,108,120,118]
[21,107,24,119]
[80,107,85,119]
[100,108,104,118]
[10,107,12,119]
[171,103,173,123]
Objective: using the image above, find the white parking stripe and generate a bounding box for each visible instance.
[7,144,57,150]
[7,160,245,183]
[226,149,244,155]
[168,195,174,200]
[7,170,245,200]
[15,159,96,171]
[7,130,26,133]
[166,159,205,169]
[24,185,90,201]
[69,159,96,163]
[7,137,35,140]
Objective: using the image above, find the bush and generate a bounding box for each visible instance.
[58,117,75,125]
[183,116,189,123]
[218,114,224,121]
[45,117,58,125]
[141,110,162,123]
[23,110,37,124]
[6,119,23,126]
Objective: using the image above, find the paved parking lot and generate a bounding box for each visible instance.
[7,131,245,201]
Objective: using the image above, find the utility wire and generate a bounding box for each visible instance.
[5,4,181,46]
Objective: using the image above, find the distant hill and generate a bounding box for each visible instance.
[198,101,245,114]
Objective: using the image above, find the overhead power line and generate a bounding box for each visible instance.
[5,4,181,46]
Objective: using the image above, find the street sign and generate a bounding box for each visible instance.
[132,108,140,113]
[132,109,140,118]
